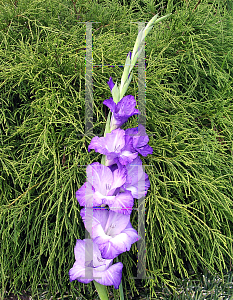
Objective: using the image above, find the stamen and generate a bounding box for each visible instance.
[105,183,111,190]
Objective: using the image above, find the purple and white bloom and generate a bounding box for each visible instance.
[76,162,134,215]
[88,128,138,166]
[80,208,140,259]
[103,95,140,130]
[88,125,153,166]
[69,239,123,289]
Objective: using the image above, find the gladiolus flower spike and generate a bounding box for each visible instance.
[69,12,171,300]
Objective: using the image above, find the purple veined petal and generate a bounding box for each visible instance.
[125,125,153,157]
[100,227,140,259]
[83,208,130,240]
[128,51,132,60]
[89,129,125,157]
[69,261,93,284]
[76,182,97,207]
[109,167,127,194]
[94,219,140,259]
[136,144,153,157]
[133,134,149,149]
[95,238,123,260]
[87,162,113,196]
[94,261,123,289]
[69,239,123,289]
[118,150,138,166]
[109,95,140,130]
[125,156,143,186]
[91,211,132,259]
[80,207,109,238]
[124,157,151,198]
[107,77,115,91]
[115,95,137,116]
[88,136,109,155]
[104,128,126,154]
[103,97,116,112]
[70,239,112,277]
[107,191,134,215]
[104,210,130,235]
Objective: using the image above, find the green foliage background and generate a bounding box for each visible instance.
[0,0,233,299]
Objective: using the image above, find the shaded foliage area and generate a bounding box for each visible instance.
[0,0,233,299]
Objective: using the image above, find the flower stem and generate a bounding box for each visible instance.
[94,280,109,300]
[116,257,124,300]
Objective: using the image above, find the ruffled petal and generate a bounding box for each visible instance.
[125,156,143,186]
[100,227,140,259]
[109,95,140,130]
[136,144,153,157]
[103,97,116,112]
[80,207,109,238]
[88,136,108,155]
[94,262,123,289]
[108,191,134,215]
[118,150,138,166]
[76,182,96,207]
[105,210,130,235]
[95,220,140,259]
[115,95,138,117]
[69,262,93,283]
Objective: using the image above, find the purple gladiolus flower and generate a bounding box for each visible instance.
[69,239,123,289]
[80,207,140,259]
[88,126,153,166]
[76,162,134,214]
[103,95,140,130]
[88,128,138,166]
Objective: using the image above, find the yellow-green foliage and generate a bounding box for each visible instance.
[0,0,233,299]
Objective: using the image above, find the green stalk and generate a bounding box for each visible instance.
[94,280,109,300]
[116,257,124,300]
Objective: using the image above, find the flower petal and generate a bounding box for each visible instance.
[80,207,109,238]
[107,77,115,91]
[94,262,123,289]
[109,167,127,193]
[87,162,113,196]
[136,144,153,157]
[109,95,140,130]
[69,239,123,289]
[99,226,140,259]
[103,97,116,112]
[88,136,108,155]
[107,191,134,215]
[118,150,138,166]
[105,129,126,154]
[76,182,97,207]
[69,262,93,284]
